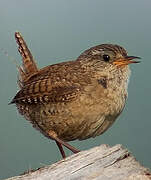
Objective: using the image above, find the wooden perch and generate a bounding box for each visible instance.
[5,144,151,180]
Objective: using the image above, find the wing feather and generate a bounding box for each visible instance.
[10,78,81,104]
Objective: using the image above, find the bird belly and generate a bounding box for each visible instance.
[15,86,126,142]
[76,87,127,140]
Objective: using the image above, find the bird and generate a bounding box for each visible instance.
[10,32,140,158]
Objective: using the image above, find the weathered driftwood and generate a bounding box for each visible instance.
[5,144,151,180]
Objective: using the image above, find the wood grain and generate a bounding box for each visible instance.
[5,144,151,180]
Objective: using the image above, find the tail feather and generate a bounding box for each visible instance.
[15,32,39,84]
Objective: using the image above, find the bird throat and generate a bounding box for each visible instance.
[109,65,130,93]
[98,65,130,94]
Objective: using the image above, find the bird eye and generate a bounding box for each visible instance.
[103,54,110,62]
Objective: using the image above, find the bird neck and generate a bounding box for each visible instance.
[107,65,131,94]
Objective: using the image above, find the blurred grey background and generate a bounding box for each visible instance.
[0,0,151,179]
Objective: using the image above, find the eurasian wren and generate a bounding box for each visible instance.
[11,32,140,158]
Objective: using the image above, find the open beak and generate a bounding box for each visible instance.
[113,56,141,66]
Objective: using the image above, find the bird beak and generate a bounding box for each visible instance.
[113,56,141,66]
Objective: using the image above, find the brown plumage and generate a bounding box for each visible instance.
[15,32,38,87]
[11,32,140,158]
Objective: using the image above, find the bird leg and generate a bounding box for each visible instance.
[55,141,66,158]
[48,130,80,157]
[55,136,80,154]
